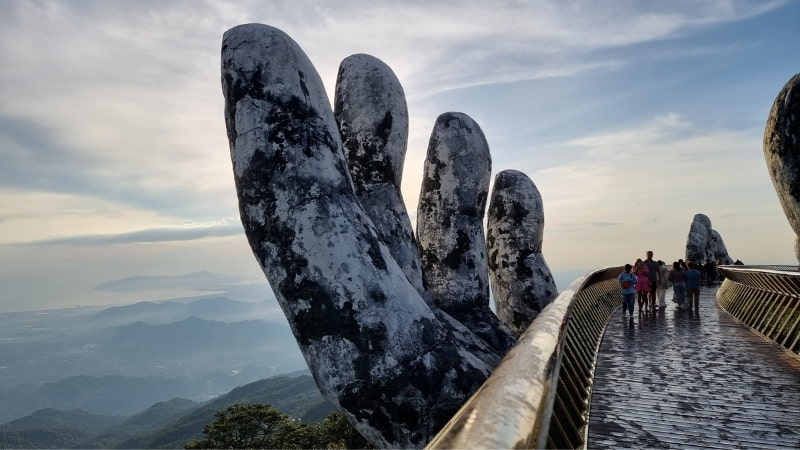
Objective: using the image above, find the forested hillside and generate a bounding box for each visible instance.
[0,374,334,449]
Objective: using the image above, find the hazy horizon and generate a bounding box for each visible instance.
[0,268,591,314]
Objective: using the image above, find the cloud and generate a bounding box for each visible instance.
[589,222,624,227]
[0,0,786,223]
[0,2,237,218]
[18,221,243,247]
[268,0,788,96]
[530,112,773,230]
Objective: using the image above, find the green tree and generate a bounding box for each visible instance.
[185,403,311,449]
[184,403,373,449]
[317,411,373,450]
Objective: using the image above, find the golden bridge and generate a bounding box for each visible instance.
[427,265,800,449]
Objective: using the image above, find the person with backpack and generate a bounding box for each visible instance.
[618,264,637,319]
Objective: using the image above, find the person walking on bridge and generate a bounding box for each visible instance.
[633,258,651,315]
[618,264,637,319]
[655,260,669,310]
[685,261,702,310]
[668,262,687,308]
[644,251,660,311]
[705,260,718,285]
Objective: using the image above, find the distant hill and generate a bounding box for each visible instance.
[90,296,282,325]
[92,271,239,293]
[4,408,124,434]
[0,314,307,423]
[0,375,204,424]
[91,300,188,325]
[117,374,333,449]
[91,316,295,356]
[0,374,333,449]
[0,294,309,436]
[0,426,90,449]
[0,408,126,448]
[81,398,201,449]
[123,398,200,429]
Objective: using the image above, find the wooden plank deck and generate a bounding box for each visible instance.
[587,286,800,449]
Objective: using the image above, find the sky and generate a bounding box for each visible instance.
[1,0,798,313]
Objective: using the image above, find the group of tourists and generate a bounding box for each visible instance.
[618,251,711,318]
[698,259,739,286]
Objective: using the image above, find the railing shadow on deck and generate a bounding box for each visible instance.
[717,265,800,357]
[427,266,624,450]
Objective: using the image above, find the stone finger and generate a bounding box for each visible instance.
[486,169,558,335]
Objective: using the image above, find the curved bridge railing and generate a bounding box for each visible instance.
[717,265,800,356]
[427,266,623,450]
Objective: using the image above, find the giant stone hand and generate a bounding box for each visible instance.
[221,23,557,448]
[764,72,800,262]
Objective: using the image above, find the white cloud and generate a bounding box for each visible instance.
[266,0,789,99]
[1,1,234,214]
[0,0,785,218]
[22,222,243,246]
[525,113,793,268]
[0,187,241,246]
[536,113,767,217]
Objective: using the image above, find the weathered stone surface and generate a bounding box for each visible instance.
[333,54,428,300]
[709,229,730,263]
[221,24,501,448]
[686,214,710,263]
[416,113,516,354]
[764,72,800,262]
[486,170,558,335]
[685,214,732,263]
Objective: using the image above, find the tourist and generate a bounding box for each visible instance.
[633,258,651,315]
[618,264,637,318]
[668,261,687,308]
[704,260,717,285]
[644,251,660,311]
[685,261,702,310]
[656,260,669,309]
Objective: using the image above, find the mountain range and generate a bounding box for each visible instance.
[0,374,333,449]
[0,296,308,424]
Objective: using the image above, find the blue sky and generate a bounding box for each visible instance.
[1,0,798,312]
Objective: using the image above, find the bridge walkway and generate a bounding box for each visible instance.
[587,285,800,449]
